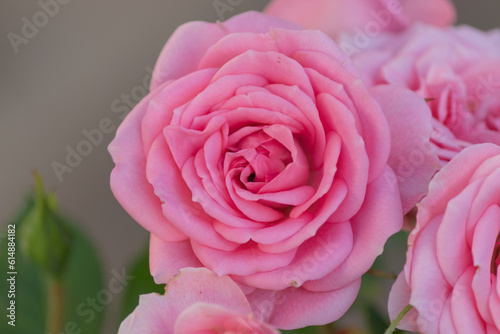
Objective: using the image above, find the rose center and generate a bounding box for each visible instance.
[247,172,256,183]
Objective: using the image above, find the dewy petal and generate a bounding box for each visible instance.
[149,234,202,285]
[370,84,440,213]
[303,167,402,291]
[118,268,251,334]
[109,81,186,242]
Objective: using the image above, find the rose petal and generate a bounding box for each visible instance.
[192,240,298,277]
[247,279,361,329]
[235,222,353,290]
[451,267,486,334]
[146,135,239,251]
[370,84,440,213]
[118,268,251,333]
[149,234,202,285]
[151,22,227,89]
[109,81,186,242]
[304,166,402,291]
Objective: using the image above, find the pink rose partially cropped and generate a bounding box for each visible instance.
[264,0,455,39]
[109,11,437,328]
[348,24,500,165]
[388,144,500,334]
[118,267,278,334]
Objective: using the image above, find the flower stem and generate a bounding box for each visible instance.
[366,269,397,280]
[384,305,412,334]
[46,276,64,334]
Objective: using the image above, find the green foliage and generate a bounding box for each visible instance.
[0,193,104,334]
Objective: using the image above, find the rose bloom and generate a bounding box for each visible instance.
[119,268,278,334]
[109,11,437,328]
[349,24,500,165]
[388,144,500,334]
[264,0,455,40]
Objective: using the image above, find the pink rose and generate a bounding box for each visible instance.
[388,144,500,334]
[118,268,278,334]
[109,11,436,328]
[349,24,500,165]
[264,0,455,39]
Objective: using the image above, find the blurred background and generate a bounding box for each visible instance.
[0,0,499,333]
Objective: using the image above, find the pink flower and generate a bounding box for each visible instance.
[388,144,500,334]
[109,11,436,328]
[264,0,455,39]
[118,268,278,334]
[348,24,500,165]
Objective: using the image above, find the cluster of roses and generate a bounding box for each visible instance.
[109,0,500,333]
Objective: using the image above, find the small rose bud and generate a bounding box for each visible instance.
[19,173,72,277]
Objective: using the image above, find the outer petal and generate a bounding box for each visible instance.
[118,268,251,333]
[149,234,202,285]
[175,303,279,334]
[247,279,361,329]
[370,84,440,213]
[388,272,420,332]
[109,81,186,242]
[151,21,229,89]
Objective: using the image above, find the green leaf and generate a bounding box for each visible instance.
[0,197,105,334]
[281,326,319,334]
[119,246,165,324]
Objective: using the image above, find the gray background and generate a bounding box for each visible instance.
[1,0,499,332]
